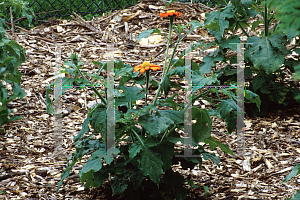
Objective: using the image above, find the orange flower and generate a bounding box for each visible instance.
[134,61,161,74]
[159,10,183,18]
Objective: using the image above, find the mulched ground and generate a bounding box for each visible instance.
[1,1,300,199]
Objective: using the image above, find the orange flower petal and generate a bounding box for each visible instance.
[134,65,141,72]
[150,66,161,71]
[140,68,145,73]
[160,10,183,18]
[133,62,161,73]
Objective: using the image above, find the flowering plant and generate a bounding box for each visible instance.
[46,8,243,200]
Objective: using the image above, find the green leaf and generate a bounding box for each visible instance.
[252,73,267,92]
[136,28,163,41]
[57,166,71,191]
[140,149,163,186]
[192,107,212,143]
[205,136,234,155]
[266,0,300,36]
[161,76,171,96]
[157,142,174,170]
[204,5,236,41]
[129,142,143,159]
[244,89,261,110]
[111,174,129,195]
[89,106,106,135]
[225,112,237,134]
[192,73,219,86]
[157,110,184,124]
[246,34,288,74]
[217,99,236,119]
[116,85,144,106]
[139,114,174,136]
[219,35,240,51]
[202,151,220,166]
[283,164,300,182]
[80,157,103,174]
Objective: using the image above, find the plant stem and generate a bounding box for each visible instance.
[145,70,150,106]
[162,16,173,75]
[78,68,107,105]
[264,3,268,37]
[153,16,174,106]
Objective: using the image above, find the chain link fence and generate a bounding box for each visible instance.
[5,0,225,28]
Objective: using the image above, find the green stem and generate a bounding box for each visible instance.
[145,70,150,106]
[162,16,174,75]
[264,3,268,37]
[149,75,160,84]
[78,68,107,106]
[152,17,190,106]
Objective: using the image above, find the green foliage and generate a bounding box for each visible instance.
[48,54,235,199]
[0,0,34,26]
[21,0,138,28]
[200,0,299,116]
[0,0,29,132]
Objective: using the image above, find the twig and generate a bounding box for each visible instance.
[5,21,30,33]
[70,12,101,33]
[98,11,119,23]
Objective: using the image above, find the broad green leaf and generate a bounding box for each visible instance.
[244,89,261,110]
[140,149,163,185]
[136,28,163,41]
[157,110,184,124]
[204,5,236,41]
[80,157,103,174]
[192,73,219,86]
[205,136,234,155]
[219,35,240,51]
[89,106,106,134]
[111,173,128,195]
[74,117,90,142]
[266,0,300,35]
[157,142,174,170]
[80,170,99,189]
[225,112,237,134]
[192,107,212,143]
[139,114,173,136]
[117,85,144,105]
[217,99,237,119]
[252,73,267,92]
[246,34,288,74]
[202,152,220,166]
[129,142,143,159]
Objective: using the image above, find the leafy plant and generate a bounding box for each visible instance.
[46,9,241,199]
[0,0,32,132]
[197,0,299,116]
